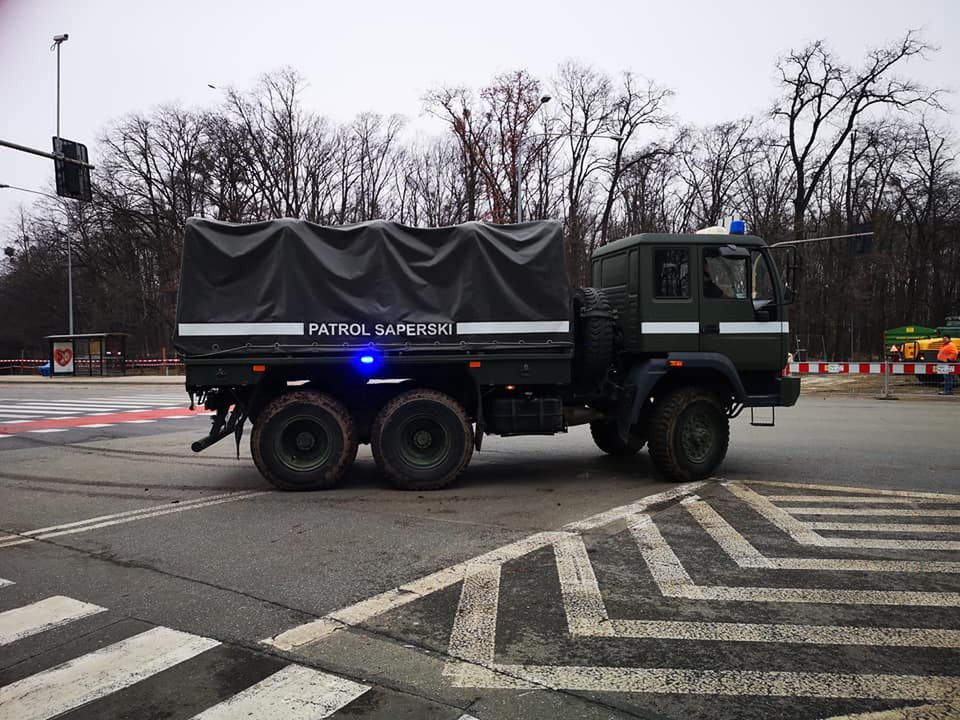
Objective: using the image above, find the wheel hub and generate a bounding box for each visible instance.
[413,430,433,449]
[295,431,316,451]
[680,410,714,464]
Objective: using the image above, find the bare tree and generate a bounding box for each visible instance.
[773,31,939,239]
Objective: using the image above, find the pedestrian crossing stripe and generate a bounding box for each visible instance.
[0,596,106,645]
[0,593,373,720]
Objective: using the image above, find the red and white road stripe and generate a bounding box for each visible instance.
[0,406,206,436]
[788,362,959,375]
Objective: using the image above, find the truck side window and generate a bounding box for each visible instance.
[654,248,689,298]
[703,249,748,300]
[751,251,776,308]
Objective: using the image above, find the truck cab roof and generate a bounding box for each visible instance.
[592,232,768,259]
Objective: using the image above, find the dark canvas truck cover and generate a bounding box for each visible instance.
[174,218,571,357]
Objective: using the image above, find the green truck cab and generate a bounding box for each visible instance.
[176,219,798,492]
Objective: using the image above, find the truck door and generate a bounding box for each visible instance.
[698,245,784,370]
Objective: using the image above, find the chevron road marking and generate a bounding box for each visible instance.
[0,491,267,549]
[632,515,960,606]
[767,496,944,504]
[820,702,960,719]
[806,522,960,533]
[263,482,711,652]
[684,497,960,574]
[0,596,106,645]
[726,483,960,551]
[444,663,960,699]
[190,664,370,720]
[0,627,219,720]
[789,508,960,517]
[745,480,960,502]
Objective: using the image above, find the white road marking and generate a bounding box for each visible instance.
[0,626,219,720]
[820,702,960,719]
[807,522,960,533]
[563,481,709,532]
[446,663,960,699]
[27,429,68,434]
[631,515,960,606]
[728,484,960,550]
[48,416,78,420]
[0,577,12,587]
[0,491,268,548]
[788,507,960,517]
[265,483,710,652]
[263,531,573,651]
[76,423,114,428]
[0,435,10,440]
[448,566,501,664]
[122,419,156,424]
[685,499,960,573]
[768,496,946,505]
[744,480,960,502]
[190,664,370,719]
[0,596,106,645]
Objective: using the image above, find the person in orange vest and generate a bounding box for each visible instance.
[938,335,958,395]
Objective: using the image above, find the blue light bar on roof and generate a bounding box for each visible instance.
[729,219,746,235]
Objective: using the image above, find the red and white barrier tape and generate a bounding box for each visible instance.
[789,361,959,375]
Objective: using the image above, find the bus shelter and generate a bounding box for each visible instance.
[45,333,127,377]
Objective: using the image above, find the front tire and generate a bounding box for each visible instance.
[371,389,473,490]
[251,390,358,490]
[647,387,729,482]
[590,420,645,455]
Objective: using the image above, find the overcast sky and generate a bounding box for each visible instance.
[1,0,957,227]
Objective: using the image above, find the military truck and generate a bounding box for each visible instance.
[175,218,799,491]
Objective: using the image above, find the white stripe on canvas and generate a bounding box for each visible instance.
[719,322,789,334]
[0,627,219,720]
[0,596,106,645]
[456,321,569,334]
[178,322,305,336]
[191,664,370,720]
[641,322,700,334]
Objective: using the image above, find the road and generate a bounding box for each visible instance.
[1,383,959,719]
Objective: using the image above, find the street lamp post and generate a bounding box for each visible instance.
[516,127,624,223]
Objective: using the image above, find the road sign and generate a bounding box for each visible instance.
[52,137,92,201]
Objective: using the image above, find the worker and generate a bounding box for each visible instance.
[937,335,958,396]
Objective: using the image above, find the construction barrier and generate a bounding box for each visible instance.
[789,362,959,375]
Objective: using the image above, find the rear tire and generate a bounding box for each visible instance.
[251,390,358,491]
[371,389,473,490]
[647,387,729,482]
[590,420,645,455]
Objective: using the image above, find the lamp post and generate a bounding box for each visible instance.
[515,96,552,224]
[51,34,68,139]
[516,125,622,222]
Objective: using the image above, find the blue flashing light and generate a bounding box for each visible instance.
[360,355,375,365]
[729,219,746,235]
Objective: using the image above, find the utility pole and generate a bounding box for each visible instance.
[51,33,72,334]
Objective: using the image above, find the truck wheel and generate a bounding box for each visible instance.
[371,389,473,491]
[590,420,645,455]
[251,390,357,491]
[647,388,729,482]
[573,287,615,384]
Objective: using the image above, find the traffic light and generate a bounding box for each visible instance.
[52,137,92,201]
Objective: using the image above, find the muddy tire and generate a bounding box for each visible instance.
[573,287,616,384]
[371,389,473,491]
[251,390,357,491]
[647,387,729,482]
[590,420,646,455]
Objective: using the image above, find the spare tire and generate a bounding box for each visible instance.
[573,287,616,384]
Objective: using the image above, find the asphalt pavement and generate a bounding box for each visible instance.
[1,384,959,719]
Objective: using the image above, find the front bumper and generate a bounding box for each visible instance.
[779,375,801,407]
